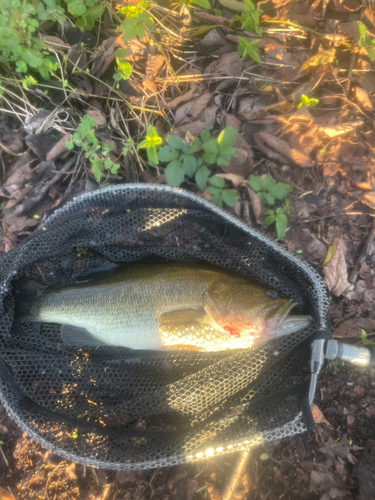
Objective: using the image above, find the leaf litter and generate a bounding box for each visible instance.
[0,0,375,497]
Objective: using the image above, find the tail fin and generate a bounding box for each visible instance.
[13,279,46,322]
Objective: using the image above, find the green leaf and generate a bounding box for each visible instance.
[276,207,285,214]
[209,176,225,189]
[260,175,275,190]
[210,193,223,207]
[275,213,287,240]
[76,16,87,30]
[147,144,159,165]
[195,164,211,191]
[202,152,217,165]
[137,139,149,150]
[257,192,266,206]
[207,186,222,196]
[203,139,219,154]
[367,46,375,61]
[217,153,234,166]
[180,154,197,177]
[264,192,276,205]
[166,135,184,150]
[104,158,112,169]
[249,175,262,192]
[116,59,132,80]
[217,126,237,152]
[264,215,276,225]
[158,146,179,162]
[191,0,211,8]
[185,139,202,154]
[165,159,184,187]
[222,189,238,207]
[201,128,210,143]
[65,141,74,150]
[363,338,375,346]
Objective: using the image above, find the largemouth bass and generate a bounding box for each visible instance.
[15,262,313,351]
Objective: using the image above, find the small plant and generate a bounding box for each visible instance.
[158,135,197,187]
[361,329,375,346]
[74,4,104,31]
[237,37,261,63]
[298,94,319,109]
[156,126,238,207]
[117,1,154,44]
[234,0,263,36]
[122,138,135,157]
[206,176,237,208]
[65,115,120,182]
[137,124,162,165]
[249,175,291,206]
[264,203,288,240]
[355,22,375,61]
[114,49,132,82]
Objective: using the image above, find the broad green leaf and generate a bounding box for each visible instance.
[201,128,210,143]
[249,175,261,192]
[257,192,266,205]
[203,139,219,154]
[166,135,184,150]
[147,144,159,165]
[76,16,87,30]
[84,4,104,21]
[65,141,74,150]
[209,176,225,189]
[260,175,275,190]
[264,192,275,205]
[165,159,184,187]
[180,154,197,177]
[158,146,179,162]
[185,139,202,154]
[207,186,222,196]
[264,215,276,225]
[268,183,290,200]
[202,152,217,165]
[104,158,112,169]
[116,59,132,79]
[275,213,287,240]
[219,146,237,156]
[210,193,223,206]
[191,0,211,8]
[217,153,234,166]
[217,125,237,152]
[276,207,285,214]
[367,47,375,61]
[195,164,211,192]
[137,139,148,149]
[222,189,238,207]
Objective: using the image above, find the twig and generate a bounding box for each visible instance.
[0,445,10,471]
[349,217,375,284]
[221,450,252,500]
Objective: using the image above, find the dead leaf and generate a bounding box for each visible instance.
[205,51,242,77]
[175,92,212,127]
[46,133,71,161]
[311,403,332,426]
[333,317,375,339]
[116,36,146,62]
[40,35,70,50]
[87,109,106,126]
[193,11,230,25]
[354,86,372,110]
[175,106,217,135]
[91,37,119,78]
[167,85,198,109]
[301,49,336,71]
[246,186,263,224]
[215,173,245,187]
[309,470,338,492]
[324,238,350,296]
[254,132,313,168]
[143,54,165,93]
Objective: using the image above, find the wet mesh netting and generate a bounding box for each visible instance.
[0,184,329,469]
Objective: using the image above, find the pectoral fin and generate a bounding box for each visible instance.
[158,308,207,329]
[61,324,106,347]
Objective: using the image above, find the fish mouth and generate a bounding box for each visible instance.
[265,299,297,326]
[265,299,314,336]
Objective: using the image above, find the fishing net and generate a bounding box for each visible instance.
[0,184,330,469]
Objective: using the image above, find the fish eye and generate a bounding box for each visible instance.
[266,290,278,300]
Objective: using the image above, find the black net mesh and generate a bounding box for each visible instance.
[0,184,329,469]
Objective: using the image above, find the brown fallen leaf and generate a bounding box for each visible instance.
[354,86,373,110]
[323,238,350,296]
[176,106,217,136]
[175,92,212,127]
[167,85,198,109]
[332,317,375,339]
[246,186,263,224]
[91,37,119,78]
[46,133,71,161]
[205,51,242,77]
[311,403,332,427]
[215,173,245,187]
[143,54,165,93]
[87,109,106,126]
[309,470,338,493]
[193,11,231,24]
[254,132,313,168]
[301,49,336,71]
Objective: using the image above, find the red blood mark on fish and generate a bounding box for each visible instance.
[224,325,241,338]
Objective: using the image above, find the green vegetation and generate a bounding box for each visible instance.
[117,1,154,44]
[157,126,238,207]
[356,22,375,61]
[361,329,375,346]
[298,94,319,109]
[137,125,162,165]
[65,115,120,182]
[177,0,211,8]
[249,175,291,239]
[234,0,263,36]
[237,37,261,63]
